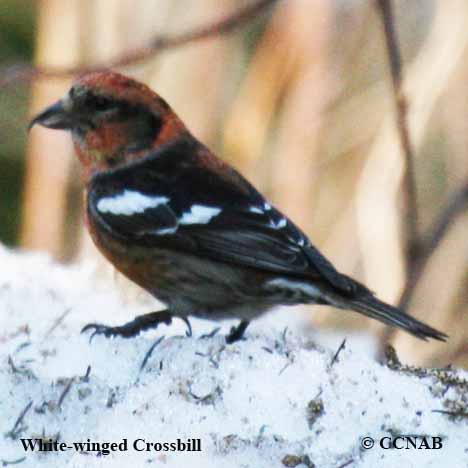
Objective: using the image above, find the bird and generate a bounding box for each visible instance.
[29,71,447,344]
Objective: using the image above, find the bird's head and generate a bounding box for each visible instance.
[29,71,186,179]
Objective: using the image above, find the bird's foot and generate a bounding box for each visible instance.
[81,310,173,343]
[225,320,250,344]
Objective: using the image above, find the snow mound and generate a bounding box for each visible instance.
[0,247,466,467]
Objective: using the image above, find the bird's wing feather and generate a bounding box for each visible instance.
[88,137,357,293]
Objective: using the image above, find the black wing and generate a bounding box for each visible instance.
[88,136,357,293]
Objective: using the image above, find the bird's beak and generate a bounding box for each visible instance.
[28,100,74,132]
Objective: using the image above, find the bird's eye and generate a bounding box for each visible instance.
[92,96,115,112]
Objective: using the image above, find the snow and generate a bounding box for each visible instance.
[0,246,466,468]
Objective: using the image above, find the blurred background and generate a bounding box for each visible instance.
[0,0,467,368]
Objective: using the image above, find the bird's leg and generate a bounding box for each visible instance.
[81,310,173,341]
[225,320,250,344]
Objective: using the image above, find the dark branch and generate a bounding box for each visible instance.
[399,181,468,309]
[423,182,468,257]
[0,0,277,88]
[375,0,421,268]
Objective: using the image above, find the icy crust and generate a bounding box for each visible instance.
[0,247,466,468]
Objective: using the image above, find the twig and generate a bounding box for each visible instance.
[6,401,33,439]
[81,365,91,382]
[337,460,354,468]
[432,409,468,419]
[139,336,165,373]
[399,181,468,308]
[199,327,221,339]
[421,182,468,259]
[330,338,347,367]
[7,355,36,380]
[7,355,18,373]
[0,457,27,466]
[44,308,71,338]
[57,379,74,408]
[375,0,420,266]
[278,358,293,376]
[0,0,278,88]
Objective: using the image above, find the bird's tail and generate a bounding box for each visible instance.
[329,294,447,341]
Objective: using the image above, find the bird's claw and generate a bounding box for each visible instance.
[180,316,193,338]
[81,323,122,343]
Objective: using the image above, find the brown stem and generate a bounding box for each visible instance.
[0,0,278,88]
[375,0,420,269]
[399,182,468,309]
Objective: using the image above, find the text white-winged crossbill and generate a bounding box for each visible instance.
[30,71,446,344]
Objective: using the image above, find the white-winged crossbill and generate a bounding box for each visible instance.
[29,71,447,344]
